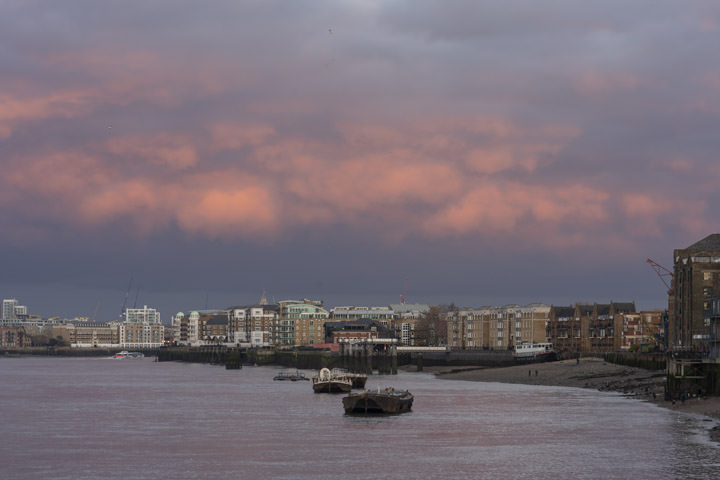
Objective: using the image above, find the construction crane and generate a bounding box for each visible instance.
[646,258,672,351]
[400,276,408,305]
[646,258,673,295]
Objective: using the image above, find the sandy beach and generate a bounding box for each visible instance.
[406,357,720,441]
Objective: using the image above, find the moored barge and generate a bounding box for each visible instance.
[342,388,414,414]
[312,368,353,393]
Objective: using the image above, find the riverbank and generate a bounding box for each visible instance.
[406,357,720,441]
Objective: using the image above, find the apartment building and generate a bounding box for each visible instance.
[119,305,164,348]
[618,311,665,350]
[1,299,28,326]
[671,233,720,359]
[0,326,31,347]
[550,302,637,354]
[278,300,329,347]
[447,304,550,350]
[67,322,119,348]
[330,306,394,326]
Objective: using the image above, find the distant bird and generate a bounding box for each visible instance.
[328,28,333,34]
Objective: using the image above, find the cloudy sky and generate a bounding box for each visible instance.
[2,1,719,319]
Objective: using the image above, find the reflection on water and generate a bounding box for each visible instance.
[1,357,717,480]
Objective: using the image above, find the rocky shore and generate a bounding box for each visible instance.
[407,357,720,442]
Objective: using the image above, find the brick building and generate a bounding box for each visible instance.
[670,233,720,359]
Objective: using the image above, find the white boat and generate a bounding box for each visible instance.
[112,351,145,359]
[513,343,556,364]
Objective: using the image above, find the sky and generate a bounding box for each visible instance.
[2,1,719,320]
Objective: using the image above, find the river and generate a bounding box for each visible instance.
[1,356,718,479]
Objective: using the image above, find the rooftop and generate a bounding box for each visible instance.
[685,233,720,251]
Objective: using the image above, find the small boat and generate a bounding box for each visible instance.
[112,351,144,359]
[332,368,367,389]
[343,388,414,414]
[513,342,557,364]
[273,370,309,381]
[312,368,353,393]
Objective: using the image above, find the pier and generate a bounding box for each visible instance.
[338,338,398,375]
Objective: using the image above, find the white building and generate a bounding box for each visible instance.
[119,305,163,348]
[2,299,18,323]
[125,305,161,324]
[2,299,28,326]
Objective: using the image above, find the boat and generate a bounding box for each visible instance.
[513,342,557,364]
[112,351,145,359]
[273,370,309,381]
[312,368,353,393]
[342,387,414,414]
[332,368,367,389]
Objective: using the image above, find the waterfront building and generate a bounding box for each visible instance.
[227,304,278,347]
[230,308,248,343]
[670,233,720,359]
[585,302,636,352]
[173,305,277,347]
[119,305,163,349]
[278,299,329,347]
[192,310,228,345]
[447,308,481,349]
[67,322,119,348]
[324,319,394,343]
[188,311,200,345]
[171,311,202,346]
[549,302,638,354]
[172,312,187,344]
[246,305,277,347]
[203,314,229,344]
[330,306,394,326]
[0,326,31,347]
[549,305,576,352]
[446,304,551,350]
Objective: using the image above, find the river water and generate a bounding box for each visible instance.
[1,356,718,480]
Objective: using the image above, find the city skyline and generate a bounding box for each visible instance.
[2,2,719,318]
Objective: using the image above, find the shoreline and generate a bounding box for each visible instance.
[403,357,720,441]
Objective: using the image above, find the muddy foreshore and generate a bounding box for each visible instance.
[404,357,720,442]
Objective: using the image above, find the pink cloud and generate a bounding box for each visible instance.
[4,93,709,254]
[175,187,280,238]
[106,134,198,170]
[210,123,277,151]
[423,182,610,237]
[573,72,658,96]
[621,193,708,238]
[0,90,97,138]
[661,157,696,173]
